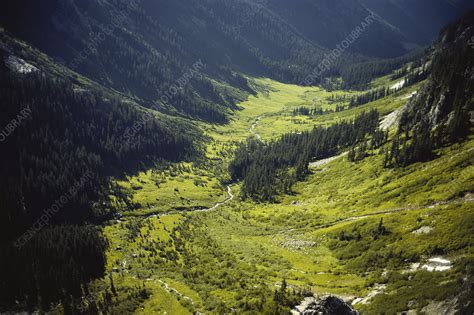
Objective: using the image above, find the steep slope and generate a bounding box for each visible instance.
[384,10,474,167]
[359,0,474,45]
[402,10,474,135]
[0,30,199,311]
[0,0,469,120]
[268,0,474,56]
[265,0,405,58]
[0,30,199,232]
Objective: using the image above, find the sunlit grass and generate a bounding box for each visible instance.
[116,164,227,216]
[97,74,473,313]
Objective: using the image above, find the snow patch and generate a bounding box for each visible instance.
[4,55,38,73]
[428,257,451,265]
[390,79,406,91]
[73,87,88,94]
[410,256,452,272]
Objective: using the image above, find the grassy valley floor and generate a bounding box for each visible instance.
[89,75,473,314]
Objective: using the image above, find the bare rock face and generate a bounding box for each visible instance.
[292,296,358,315]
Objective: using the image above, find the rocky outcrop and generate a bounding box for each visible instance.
[292,296,358,315]
[400,11,474,133]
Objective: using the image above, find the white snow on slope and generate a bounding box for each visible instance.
[390,79,406,91]
[410,256,452,272]
[4,55,39,73]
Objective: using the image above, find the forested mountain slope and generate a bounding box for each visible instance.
[229,10,474,202]
[0,31,199,310]
[266,0,473,56]
[359,0,474,45]
[384,10,474,167]
[402,10,474,133]
[1,0,471,121]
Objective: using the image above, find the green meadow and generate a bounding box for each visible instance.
[95,73,473,314]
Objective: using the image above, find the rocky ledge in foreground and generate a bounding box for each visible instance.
[292,295,358,315]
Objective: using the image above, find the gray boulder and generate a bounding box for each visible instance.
[293,295,358,315]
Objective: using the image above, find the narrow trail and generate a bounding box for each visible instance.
[130,275,198,307]
[139,112,264,219]
[129,185,234,219]
[249,115,263,141]
[122,186,234,308]
[123,188,236,310]
[194,185,234,212]
[278,195,473,235]
[152,278,196,305]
